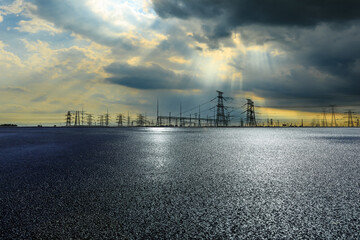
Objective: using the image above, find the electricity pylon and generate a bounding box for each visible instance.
[321,110,328,127]
[216,90,226,126]
[246,99,256,126]
[66,111,72,126]
[345,110,355,127]
[86,114,93,126]
[330,105,337,127]
[116,114,124,127]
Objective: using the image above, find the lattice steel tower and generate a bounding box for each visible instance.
[98,115,104,126]
[74,111,80,126]
[346,110,354,127]
[321,110,328,127]
[117,114,123,127]
[86,114,93,126]
[330,105,337,127]
[127,112,130,127]
[216,90,226,126]
[246,99,256,126]
[66,111,72,126]
[105,109,110,127]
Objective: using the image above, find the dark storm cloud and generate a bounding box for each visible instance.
[152,0,360,27]
[239,56,360,107]
[104,63,202,90]
[149,19,195,56]
[153,0,360,49]
[31,0,134,49]
[152,0,360,106]
[215,23,360,108]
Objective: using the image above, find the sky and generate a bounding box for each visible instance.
[0,0,359,126]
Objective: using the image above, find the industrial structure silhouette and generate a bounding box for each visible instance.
[63,90,359,128]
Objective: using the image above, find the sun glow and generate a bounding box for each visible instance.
[87,0,155,30]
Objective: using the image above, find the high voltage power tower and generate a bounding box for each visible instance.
[98,115,104,126]
[104,109,110,127]
[245,99,256,126]
[74,111,80,126]
[330,105,337,127]
[216,90,227,126]
[86,114,93,126]
[322,110,328,127]
[345,110,356,127]
[117,114,124,127]
[65,110,84,126]
[66,111,71,126]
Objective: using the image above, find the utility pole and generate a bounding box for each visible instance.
[198,105,201,127]
[169,112,171,126]
[213,107,216,126]
[156,99,159,126]
[180,102,182,127]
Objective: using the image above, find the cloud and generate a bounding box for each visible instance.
[31,95,47,102]
[0,0,65,35]
[150,1,360,106]
[152,0,360,50]
[168,56,190,64]
[0,87,28,93]
[104,63,202,90]
[244,24,360,104]
[14,17,62,35]
[152,0,360,27]
[0,40,24,68]
[234,56,360,108]
[30,0,133,48]
[30,0,165,52]
[0,0,25,15]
